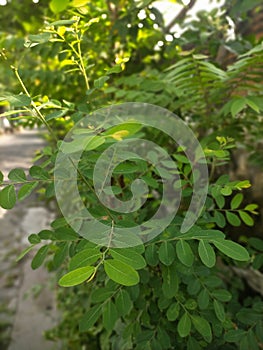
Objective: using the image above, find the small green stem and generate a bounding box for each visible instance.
[12,66,58,141]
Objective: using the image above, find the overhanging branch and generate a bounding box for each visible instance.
[164,0,197,33]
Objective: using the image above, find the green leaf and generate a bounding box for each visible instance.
[8,168,27,182]
[104,259,139,286]
[91,287,115,303]
[109,248,146,270]
[176,240,194,267]
[0,185,16,209]
[245,97,260,113]
[162,263,179,299]
[16,245,35,262]
[104,122,142,137]
[79,304,102,332]
[239,211,254,226]
[214,211,226,228]
[46,110,68,121]
[215,194,225,209]
[224,329,247,342]
[106,65,122,74]
[211,289,232,302]
[50,19,77,26]
[18,182,38,200]
[53,242,69,268]
[166,302,180,321]
[198,240,216,267]
[29,166,49,180]
[230,98,246,117]
[49,0,69,13]
[213,299,225,322]
[115,289,132,317]
[221,186,232,196]
[187,279,201,295]
[53,227,78,241]
[0,171,3,184]
[94,76,109,88]
[213,239,250,261]
[2,94,31,107]
[245,204,258,214]
[145,244,159,266]
[58,266,95,287]
[31,245,49,269]
[226,211,241,226]
[102,301,118,332]
[28,233,41,244]
[197,289,210,310]
[85,136,105,151]
[158,241,175,266]
[69,248,101,270]
[27,33,50,45]
[191,315,212,343]
[177,312,191,338]
[230,193,243,210]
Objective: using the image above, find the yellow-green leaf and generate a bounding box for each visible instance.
[59,266,95,287]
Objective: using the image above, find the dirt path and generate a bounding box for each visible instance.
[0,129,58,349]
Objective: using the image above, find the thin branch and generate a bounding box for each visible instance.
[164,0,197,33]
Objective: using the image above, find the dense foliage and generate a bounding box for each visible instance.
[0,0,263,349]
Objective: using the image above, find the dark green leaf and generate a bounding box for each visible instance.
[158,241,175,266]
[197,289,210,310]
[18,182,38,200]
[198,240,216,267]
[31,245,49,269]
[191,315,212,342]
[53,227,78,241]
[91,287,115,303]
[0,185,16,209]
[176,240,194,267]
[102,301,118,332]
[28,234,41,244]
[29,166,49,180]
[211,289,232,302]
[166,302,180,321]
[79,304,102,332]
[224,329,247,342]
[53,242,69,268]
[0,171,3,184]
[177,312,191,338]
[115,289,132,317]
[213,300,225,322]
[8,168,27,182]
[162,263,179,299]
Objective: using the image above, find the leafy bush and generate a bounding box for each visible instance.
[0,1,263,349]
